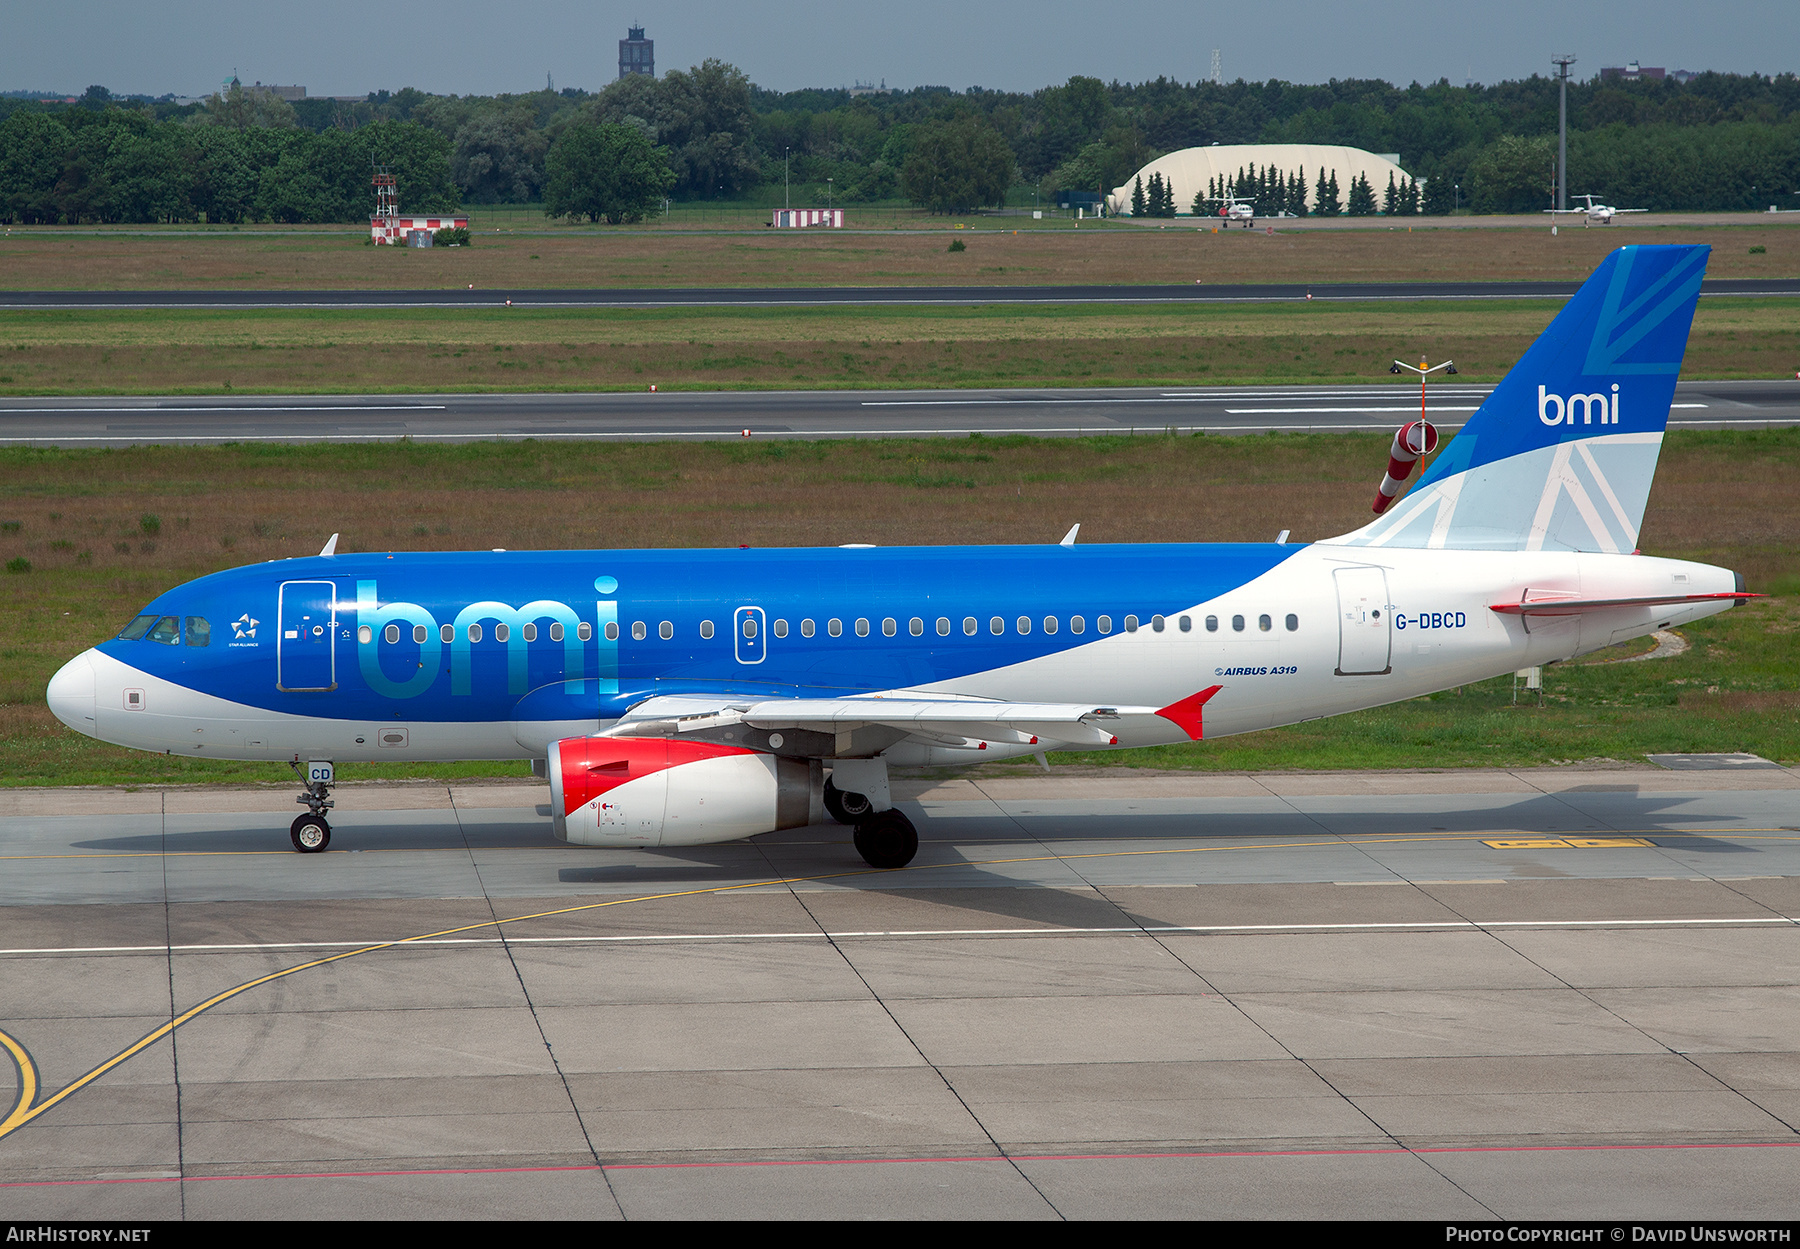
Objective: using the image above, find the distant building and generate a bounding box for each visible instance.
[619,26,653,79]
[1601,62,1663,81]
[251,81,306,101]
[1109,143,1412,216]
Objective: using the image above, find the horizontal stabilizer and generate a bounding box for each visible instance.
[1490,591,1760,617]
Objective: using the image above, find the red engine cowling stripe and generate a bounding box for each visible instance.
[557,737,756,816]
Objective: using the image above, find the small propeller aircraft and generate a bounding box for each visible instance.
[1546,194,1647,226]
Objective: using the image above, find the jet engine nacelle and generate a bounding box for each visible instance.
[548,735,822,848]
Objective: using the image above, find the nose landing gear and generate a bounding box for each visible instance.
[289,759,335,853]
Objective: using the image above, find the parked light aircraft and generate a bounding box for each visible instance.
[1547,195,1648,225]
[47,245,1745,869]
[1207,196,1257,226]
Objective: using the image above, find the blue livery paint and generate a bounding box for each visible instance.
[1414,244,1707,489]
[97,543,1303,724]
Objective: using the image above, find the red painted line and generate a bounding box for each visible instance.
[4,1139,1798,1188]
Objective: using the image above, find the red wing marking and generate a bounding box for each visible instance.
[1154,685,1224,742]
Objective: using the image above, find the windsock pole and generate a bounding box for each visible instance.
[1373,356,1454,514]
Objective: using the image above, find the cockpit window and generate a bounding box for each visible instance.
[117,614,158,641]
[184,617,210,647]
[146,616,181,645]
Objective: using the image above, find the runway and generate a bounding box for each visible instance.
[5,276,1800,311]
[3,379,1798,447]
[3,766,1798,1219]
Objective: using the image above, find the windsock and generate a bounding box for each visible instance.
[1371,420,1438,514]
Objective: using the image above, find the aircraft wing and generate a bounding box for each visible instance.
[604,688,1223,749]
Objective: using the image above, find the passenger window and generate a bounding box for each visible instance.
[1259,614,1273,632]
[147,616,180,644]
[553,622,568,642]
[856,618,870,637]
[599,622,614,641]
[359,625,373,645]
[468,623,483,643]
[523,623,537,642]
[441,623,454,643]
[577,623,593,641]
[660,621,674,640]
[964,617,977,635]
[828,618,842,637]
[1152,615,1165,633]
[117,614,157,641]
[1178,615,1191,633]
[990,616,1004,635]
[882,618,897,637]
[774,619,789,639]
[1070,616,1085,635]
[1015,616,1032,635]
[1232,615,1245,632]
[1124,615,1139,633]
[494,623,510,643]
[184,617,210,647]
[1286,614,1299,632]
[910,617,924,637]
[384,623,400,644]
[936,617,951,636]
[415,625,430,644]
[632,621,646,641]
[1206,615,1218,632]
[801,619,816,638]
[698,621,713,640]
[1098,615,1112,634]
[1043,617,1058,635]
[742,617,757,638]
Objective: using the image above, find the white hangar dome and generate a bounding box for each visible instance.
[1109,144,1414,215]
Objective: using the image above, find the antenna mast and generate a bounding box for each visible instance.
[1552,55,1576,212]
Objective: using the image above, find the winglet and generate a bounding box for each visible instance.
[1155,685,1223,741]
[1060,524,1080,547]
[319,533,339,557]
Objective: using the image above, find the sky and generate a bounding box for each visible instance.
[7,2,1798,99]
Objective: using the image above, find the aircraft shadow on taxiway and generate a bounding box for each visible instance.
[67,788,1759,864]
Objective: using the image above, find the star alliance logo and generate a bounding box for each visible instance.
[232,613,259,640]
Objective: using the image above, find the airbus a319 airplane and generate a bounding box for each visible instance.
[47,245,1747,869]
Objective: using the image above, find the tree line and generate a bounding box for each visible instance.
[1,67,1796,221]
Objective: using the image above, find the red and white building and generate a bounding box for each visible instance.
[772,209,843,228]
[370,214,469,245]
[370,166,467,244]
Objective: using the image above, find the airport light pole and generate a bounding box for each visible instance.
[784,147,790,211]
[1552,55,1577,212]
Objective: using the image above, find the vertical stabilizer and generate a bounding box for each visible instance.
[1324,244,1708,553]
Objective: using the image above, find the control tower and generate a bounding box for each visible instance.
[619,26,653,79]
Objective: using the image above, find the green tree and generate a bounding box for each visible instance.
[1421,174,1455,214]
[1314,167,1341,216]
[0,111,70,223]
[900,116,1015,212]
[1347,172,1377,216]
[1131,174,1146,215]
[543,122,674,223]
[1467,134,1555,213]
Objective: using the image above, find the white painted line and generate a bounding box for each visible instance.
[3,914,1790,956]
[1226,406,1483,415]
[0,405,446,414]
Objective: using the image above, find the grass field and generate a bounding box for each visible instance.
[3,220,1796,291]
[2,298,1796,394]
[1,430,1795,787]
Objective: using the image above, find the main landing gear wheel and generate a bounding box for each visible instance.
[823,777,873,825]
[853,809,918,869]
[290,813,331,853]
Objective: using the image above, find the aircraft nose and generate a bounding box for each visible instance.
[46,650,97,733]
